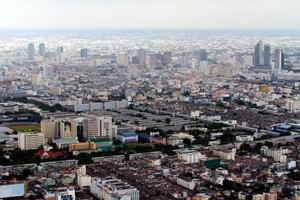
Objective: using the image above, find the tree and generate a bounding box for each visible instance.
[183,138,191,146]
[240,143,252,152]
[165,118,171,124]
[264,141,273,148]
[287,172,300,181]
[77,153,93,165]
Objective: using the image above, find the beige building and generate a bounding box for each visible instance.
[18,132,45,150]
[213,149,236,160]
[41,119,58,142]
[41,118,78,142]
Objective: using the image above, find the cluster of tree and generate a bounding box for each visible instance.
[12,97,66,112]
[235,99,257,108]
[1,168,33,181]
[239,142,274,155]
[287,171,300,181]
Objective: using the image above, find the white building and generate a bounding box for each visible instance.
[176,149,206,164]
[18,132,45,150]
[83,115,117,139]
[91,177,139,200]
[236,135,254,142]
[261,146,291,163]
[176,176,197,190]
[44,188,75,200]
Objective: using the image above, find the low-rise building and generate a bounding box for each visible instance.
[176,149,206,164]
[176,175,197,190]
[213,149,236,160]
[117,131,138,143]
[90,177,139,200]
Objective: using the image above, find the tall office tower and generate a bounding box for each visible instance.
[180,52,189,67]
[145,53,157,69]
[27,43,35,60]
[137,49,146,65]
[43,65,54,79]
[38,43,46,58]
[83,116,117,139]
[116,53,129,65]
[198,49,208,61]
[264,44,271,66]
[80,48,88,57]
[281,50,285,68]
[162,51,172,65]
[56,46,64,61]
[255,40,264,66]
[18,132,45,150]
[274,48,282,70]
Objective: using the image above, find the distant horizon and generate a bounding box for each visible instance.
[0,0,299,30]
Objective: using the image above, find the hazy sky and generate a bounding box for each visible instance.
[0,0,299,30]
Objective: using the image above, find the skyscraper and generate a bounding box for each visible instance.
[274,48,282,70]
[254,40,264,66]
[116,53,129,65]
[137,49,146,65]
[162,51,172,65]
[145,53,157,69]
[180,52,189,67]
[38,43,46,58]
[56,46,64,62]
[43,65,54,79]
[80,48,88,57]
[27,43,35,60]
[263,44,271,66]
[198,49,208,61]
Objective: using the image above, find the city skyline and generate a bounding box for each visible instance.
[0,0,300,30]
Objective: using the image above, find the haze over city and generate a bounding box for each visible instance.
[0,0,300,30]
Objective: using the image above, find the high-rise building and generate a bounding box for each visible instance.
[43,65,54,79]
[137,49,146,65]
[83,116,117,139]
[80,48,88,57]
[38,43,46,58]
[18,132,45,150]
[145,53,157,69]
[162,51,172,65]
[27,43,35,60]
[264,44,271,66]
[41,118,78,142]
[274,48,282,70]
[198,49,208,61]
[116,53,129,65]
[41,119,59,142]
[255,40,264,66]
[56,46,64,62]
[59,120,78,139]
[281,50,285,68]
[180,52,189,67]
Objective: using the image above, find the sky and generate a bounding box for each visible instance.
[0,0,299,30]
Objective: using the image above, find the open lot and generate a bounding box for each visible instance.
[6,123,40,132]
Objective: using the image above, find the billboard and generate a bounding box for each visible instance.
[0,183,25,198]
